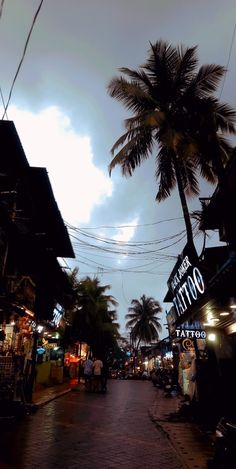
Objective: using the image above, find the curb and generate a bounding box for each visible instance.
[34,388,72,408]
[149,403,214,469]
[148,408,190,469]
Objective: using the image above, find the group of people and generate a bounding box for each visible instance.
[80,356,108,393]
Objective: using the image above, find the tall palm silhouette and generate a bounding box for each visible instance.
[77,276,119,356]
[125,294,162,351]
[64,271,119,356]
[108,40,236,249]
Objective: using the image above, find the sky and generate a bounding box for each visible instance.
[0,0,236,338]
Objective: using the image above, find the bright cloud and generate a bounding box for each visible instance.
[113,217,139,265]
[7,105,113,225]
[113,217,139,243]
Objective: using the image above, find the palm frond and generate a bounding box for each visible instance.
[109,127,153,175]
[155,147,176,201]
[214,101,236,134]
[108,76,155,114]
[190,64,226,98]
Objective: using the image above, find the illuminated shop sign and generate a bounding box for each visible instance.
[181,338,195,352]
[167,246,205,318]
[176,329,206,339]
[52,308,63,327]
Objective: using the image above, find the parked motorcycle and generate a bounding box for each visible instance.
[208,417,236,468]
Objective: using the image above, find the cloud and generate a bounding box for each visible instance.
[111,217,139,265]
[6,105,113,225]
[112,217,139,243]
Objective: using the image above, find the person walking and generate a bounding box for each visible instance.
[92,357,103,392]
[83,356,93,392]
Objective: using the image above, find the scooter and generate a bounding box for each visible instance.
[208,417,236,468]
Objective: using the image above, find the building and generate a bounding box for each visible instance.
[0,120,75,405]
[164,153,236,424]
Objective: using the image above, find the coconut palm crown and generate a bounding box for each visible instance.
[108,40,236,247]
[125,294,162,349]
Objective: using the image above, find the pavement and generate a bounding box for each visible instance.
[32,379,215,469]
[32,380,74,407]
[149,387,215,469]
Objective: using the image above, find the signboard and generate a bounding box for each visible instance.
[175,329,206,339]
[180,338,195,352]
[52,308,63,328]
[167,244,205,318]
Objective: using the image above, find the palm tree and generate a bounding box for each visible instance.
[125,294,162,352]
[62,270,120,357]
[107,40,236,249]
[75,275,119,357]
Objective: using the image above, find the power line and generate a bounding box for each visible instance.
[219,22,236,99]
[67,223,187,248]
[2,0,44,119]
[0,0,5,19]
[0,1,7,117]
[0,87,8,119]
[65,217,183,231]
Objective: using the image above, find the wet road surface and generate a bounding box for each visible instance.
[0,380,185,469]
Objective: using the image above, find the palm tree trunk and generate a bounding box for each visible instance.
[133,337,141,372]
[172,153,197,255]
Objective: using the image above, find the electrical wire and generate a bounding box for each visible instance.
[0,1,7,117]
[0,87,8,119]
[67,223,186,248]
[219,22,236,99]
[0,0,5,19]
[66,217,184,230]
[2,0,44,119]
[66,218,202,280]
[67,218,200,278]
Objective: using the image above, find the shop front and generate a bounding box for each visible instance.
[64,342,89,381]
[0,305,35,410]
[164,243,236,425]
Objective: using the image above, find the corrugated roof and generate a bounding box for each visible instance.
[0,120,74,259]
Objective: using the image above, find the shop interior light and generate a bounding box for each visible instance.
[227,323,236,334]
[24,307,34,317]
[230,305,236,309]
[207,312,214,322]
[220,312,230,316]
[208,333,216,342]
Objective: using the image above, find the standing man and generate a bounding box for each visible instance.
[92,357,103,392]
[83,355,93,392]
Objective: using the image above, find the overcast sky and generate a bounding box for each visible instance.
[0,1,236,337]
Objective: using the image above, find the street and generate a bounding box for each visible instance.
[0,380,185,469]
